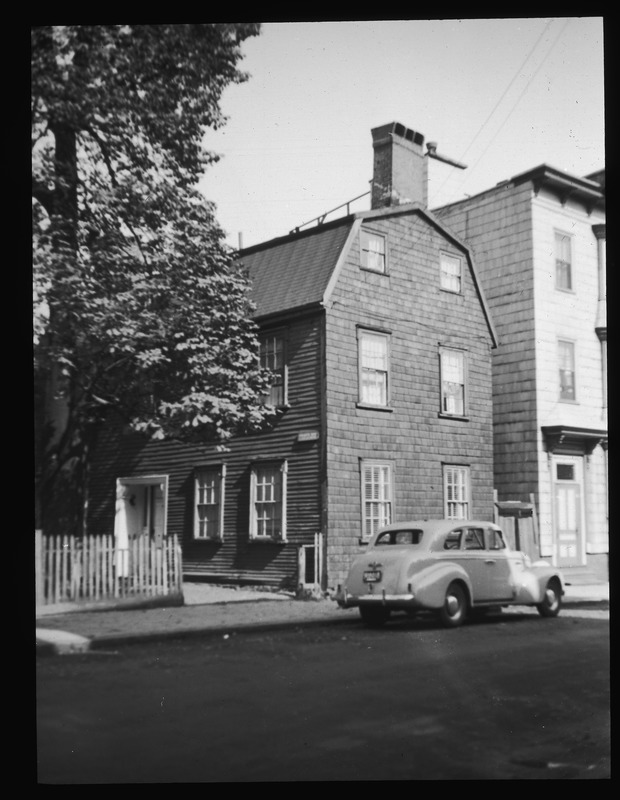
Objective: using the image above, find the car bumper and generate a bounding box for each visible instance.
[335,586,418,609]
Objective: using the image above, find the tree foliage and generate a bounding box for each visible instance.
[32,25,275,534]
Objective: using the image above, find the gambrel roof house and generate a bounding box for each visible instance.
[86,122,498,591]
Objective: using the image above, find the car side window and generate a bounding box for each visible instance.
[464,528,485,550]
[444,530,462,550]
[486,529,506,550]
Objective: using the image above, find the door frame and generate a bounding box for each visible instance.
[551,455,586,568]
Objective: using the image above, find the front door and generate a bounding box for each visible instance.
[553,456,584,568]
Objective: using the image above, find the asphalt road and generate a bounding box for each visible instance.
[36,612,610,782]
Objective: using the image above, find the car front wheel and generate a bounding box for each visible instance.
[536,579,562,617]
[359,606,390,628]
[439,582,468,628]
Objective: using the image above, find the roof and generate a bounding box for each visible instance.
[238,218,353,319]
[237,203,498,347]
[435,164,605,215]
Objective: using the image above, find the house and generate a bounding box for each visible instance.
[434,164,607,582]
[86,122,498,590]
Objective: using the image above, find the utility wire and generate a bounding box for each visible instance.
[466,18,571,176]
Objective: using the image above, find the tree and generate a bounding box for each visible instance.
[32,25,275,537]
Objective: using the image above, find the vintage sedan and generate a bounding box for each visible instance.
[334,519,565,628]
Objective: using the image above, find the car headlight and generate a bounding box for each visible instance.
[523,555,532,568]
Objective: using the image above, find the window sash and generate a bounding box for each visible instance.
[559,341,576,400]
[440,252,462,292]
[444,466,470,520]
[441,349,465,415]
[555,232,572,290]
[260,333,286,406]
[194,468,225,540]
[250,464,287,540]
[359,331,389,406]
[360,230,386,273]
[362,463,392,539]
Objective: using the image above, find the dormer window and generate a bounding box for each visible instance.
[360,229,387,274]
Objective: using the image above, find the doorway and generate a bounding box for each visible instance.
[552,456,585,568]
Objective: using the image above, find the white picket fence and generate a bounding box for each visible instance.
[35,530,183,610]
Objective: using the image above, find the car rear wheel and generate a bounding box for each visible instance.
[359,606,390,628]
[439,582,468,628]
[536,579,562,617]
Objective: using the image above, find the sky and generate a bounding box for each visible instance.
[199,17,605,250]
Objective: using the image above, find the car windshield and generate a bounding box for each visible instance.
[374,529,423,546]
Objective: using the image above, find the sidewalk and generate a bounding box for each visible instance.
[36,581,609,656]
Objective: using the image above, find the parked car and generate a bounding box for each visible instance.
[334,519,565,628]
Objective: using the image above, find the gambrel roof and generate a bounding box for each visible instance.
[238,203,498,347]
[239,217,353,319]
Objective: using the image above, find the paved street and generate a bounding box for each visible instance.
[36,612,610,782]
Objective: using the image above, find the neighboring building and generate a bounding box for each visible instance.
[87,122,498,590]
[435,165,607,582]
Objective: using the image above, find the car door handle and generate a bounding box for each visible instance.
[484,559,496,565]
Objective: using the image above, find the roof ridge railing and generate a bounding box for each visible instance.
[290,190,370,234]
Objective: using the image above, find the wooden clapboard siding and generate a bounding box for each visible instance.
[324,211,495,587]
[86,312,324,588]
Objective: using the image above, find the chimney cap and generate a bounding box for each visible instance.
[371,122,424,147]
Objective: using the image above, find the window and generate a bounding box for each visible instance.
[249,462,287,541]
[359,329,390,406]
[440,348,466,416]
[555,231,572,291]
[440,251,462,293]
[464,528,485,550]
[260,332,287,407]
[558,340,576,401]
[361,461,393,540]
[444,466,470,520]
[360,229,386,273]
[486,529,506,550]
[443,530,462,550]
[194,467,225,541]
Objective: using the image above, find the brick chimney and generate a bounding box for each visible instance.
[371,122,427,209]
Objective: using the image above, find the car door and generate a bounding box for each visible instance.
[481,526,513,601]
[457,527,489,601]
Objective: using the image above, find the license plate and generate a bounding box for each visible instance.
[363,570,382,583]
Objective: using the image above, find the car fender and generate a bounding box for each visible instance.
[513,562,564,604]
[407,560,473,610]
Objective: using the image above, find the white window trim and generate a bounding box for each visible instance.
[439,346,468,417]
[249,461,288,542]
[357,327,391,408]
[193,465,226,542]
[554,229,574,292]
[558,338,577,402]
[443,465,471,520]
[440,250,463,294]
[360,228,387,274]
[360,459,393,542]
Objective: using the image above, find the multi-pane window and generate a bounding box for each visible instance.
[194,467,225,541]
[359,329,389,406]
[555,231,572,291]
[260,332,286,406]
[444,465,470,520]
[440,251,462,293]
[360,229,387,273]
[558,340,576,401]
[250,463,287,540]
[440,348,466,415]
[362,461,393,540]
